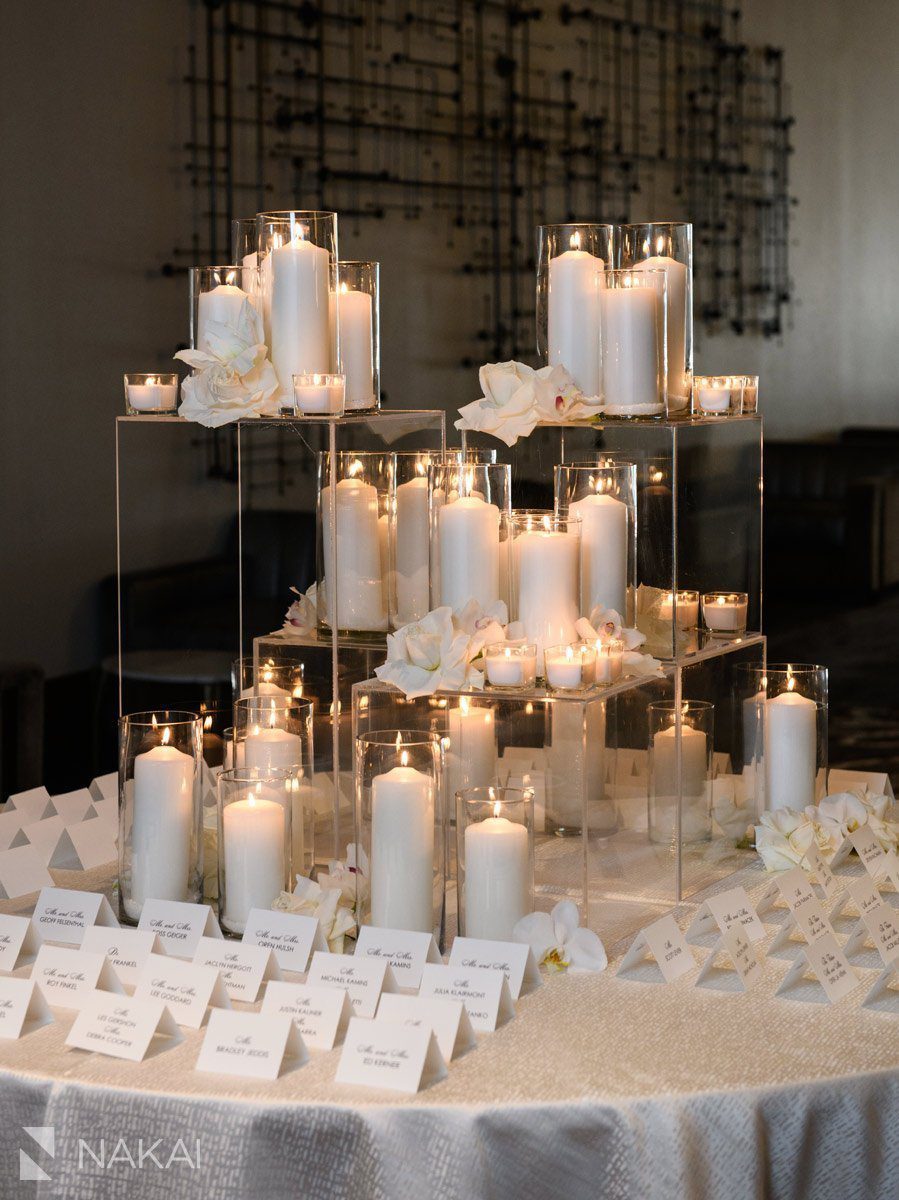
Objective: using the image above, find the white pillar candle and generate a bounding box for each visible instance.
[548,701,606,830]
[600,283,661,409]
[321,476,388,631]
[464,809,530,940]
[222,792,286,933]
[394,474,431,624]
[270,233,330,390]
[545,646,583,689]
[547,236,603,397]
[514,527,579,673]
[446,701,496,803]
[633,255,687,401]
[764,690,817,811]
[569,491,628,617]
[652,723,708,799]
[197,283,248,352]
[438,496,501,612]
[370,759,435,932]
[243,725,302,772]
[130,735,194,914]
[329,285,374,409]
[126,380,178,412]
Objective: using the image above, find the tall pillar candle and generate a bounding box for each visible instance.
[569,491,628,617]
[438,496,501,612]
[464,812,529,940]
[633,255,687,401]
[321,477,387,631]
[370,761,435,932]
[764,690,817,811]
[600,284,661,409]
[197,283,249,352]
[130,738,194,913]
[394,474,431,624]
[547,238,603,397]
[548,701,607,832]
[446,703,496,803]
[514,527,579,672]
[270,234,330,391]
[222,793,286,933]
[329,285,374,409]
[652,723,708,798]
[243,725,302,772]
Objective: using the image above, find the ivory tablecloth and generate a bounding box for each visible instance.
[0,863,897,1200]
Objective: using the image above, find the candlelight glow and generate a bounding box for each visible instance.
[162,726,171,746]
[570,230,581,251]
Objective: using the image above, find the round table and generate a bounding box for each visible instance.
[1,865,897,1199]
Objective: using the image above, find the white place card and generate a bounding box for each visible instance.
[52,823,117,873]
[831,827,899,890]
[335,1016,447,1094]
[355,927,443,990]
[0,914,42,971]
[196,1010,307,1081]
[0,810,24,852]
[695,926,762,993]
[90,798,119,831]
[775,933,859,1004]
[0,979,53,1039]
[19,816,66,865]
[448,936,541,999]
[6,787,53,823]
[66,993,182,1062]
[377,992,476,1061]
[686,886,765,944]
[0,846,53,900]
[756,865,818,921]
[306,951,398,1019]
[32,888,119,946]
[862,964,899,1014]
[80,926,164,988]
[31,946,125,1010]
[89,773,118,804]
[418,963,515,1033]
[803,843,842,902]
[138,900,222,957]
[192,937,281,1003]
[242,908,327,974]
[616,915,696,984]
[134,953,231,1029]
[261,982,353,1051]
[48,789,95,826]
[843,893,899,968]
[768,894,834,958]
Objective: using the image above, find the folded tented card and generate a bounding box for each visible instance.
[862,964,899,1014]
[138,900,223,958]
[755,865,819,921]
[51,823,117,873]
[90,798,119,831]
[18,816,66,865]
[686,886,765,944]
[31,946,125,1010]
[355,927,443,991]
[133,953,231,1029]
[260,982,353,1051]
[89,773,119,804]
[803,844,842,902]
[831,827,899,891]
[335,1016,447,1094]
[48,789,95,827]
[192,937,281,1003]
[775,933,859,1004]
[6,787,53,824]
[241,909,327,974]
[0,915,42,971]
[842,882,899,968]
[196,1010,307,1081]
[768,895,834,958]
[32,889,119,946]
[695,926,762,993]
[80,927,164,988]
[66,993,182,1062]
[306,951,398,1019]
[376,992,476,1061]
[418,963,515,1033]
[616,915,696,984]
[0,811,24,853]
[0,846,53,900]
[447,937,541,999]
[0,979,53,1039]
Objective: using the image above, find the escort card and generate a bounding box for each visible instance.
[418,963,514,1032]
[0,914,42,971]
[0,979,53,1039]
[695,926,762,993]
[831,827,899,891]
[862,964,899,1014]
[355,927,443,990]
[335,1016,447,1094]
[0,846,53,900]
[306,951,398,1019]
[616,915,696,984]
[842,888,899,968]
[89,773,118,804]
[756,865,819,922]
[66,993,182,1062]
[32,889,119,946]
[51,823,117,873]
[133,953,231,1029]
[261,982,353,1051]
[196,1010,307,1081]
[242,908,327,974]
[80,926,164,988]
[775,933,859,1004]
[768,894,834,958]
[138,900,223,958]
[192,937,281,1003]
[376,992,476,1061]
[31,946,125,1010]
[803,843,841,902]
[0,811,24,852]
[448,937,541,999]
[686,886,765,944]
[6,787,53,823]
[49,789,95,826]
[19,816,66,865]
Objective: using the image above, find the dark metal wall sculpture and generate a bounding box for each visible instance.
[180,0,793,367]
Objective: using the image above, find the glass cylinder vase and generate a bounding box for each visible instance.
[316,450,391,633]
[330,260,379,411]
[536,223,613,399]
[217,768,294,935]
[509,511,581,675]
[118,711,203,923]
[233,696,313,775]
[616,221,693,410]
[648,700,714,845]
[456,787,535,941]
[355,730,445,941]
[232,652,306,703]
[190,265,258,353]
[600,268,668,417]
[231,217,258,268]
[428,460,512,615]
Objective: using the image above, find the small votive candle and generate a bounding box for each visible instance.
[658,589,700,629]
[544,643,592,691]
[124,373,179,414]
[693,375,734,416]
[702,591,748,634]
[590,638,624,685]
[484,642,537,689]
[740,375,759,413]
[292,373,346,416]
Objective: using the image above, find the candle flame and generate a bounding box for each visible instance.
[656,234,666,255]
[203,715,212,730]
[415,459,426,476]
[162,726,171,746]
[504,646,512,660]
[542,514,551,532]
[292,221,309,245]
[400,749,409,767]
[348,459,363,478]
[226,269,237,286]
[268,699,277,728]
[525,703,534,715]
[146,375,157,386]
[340,281,348,294]
[252,724,260,738]
[493,800,502,819]
[569,230,581,251]
[395,731,403,752]
[650,468,664,484]
[716,595,726,606]
[151,714,158,729]
[786,665,795,692]
[565,645,574,662]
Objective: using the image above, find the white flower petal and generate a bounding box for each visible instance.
[512,910,556,962]
[565,927,608,972]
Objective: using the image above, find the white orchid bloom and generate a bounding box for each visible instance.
[273,876,355,953]
[754,806,814,871]
[455,360,598,446]
[513,900,607,973]
[283,583,317,633]
[375,606,472,698]
[317,843,370,915]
